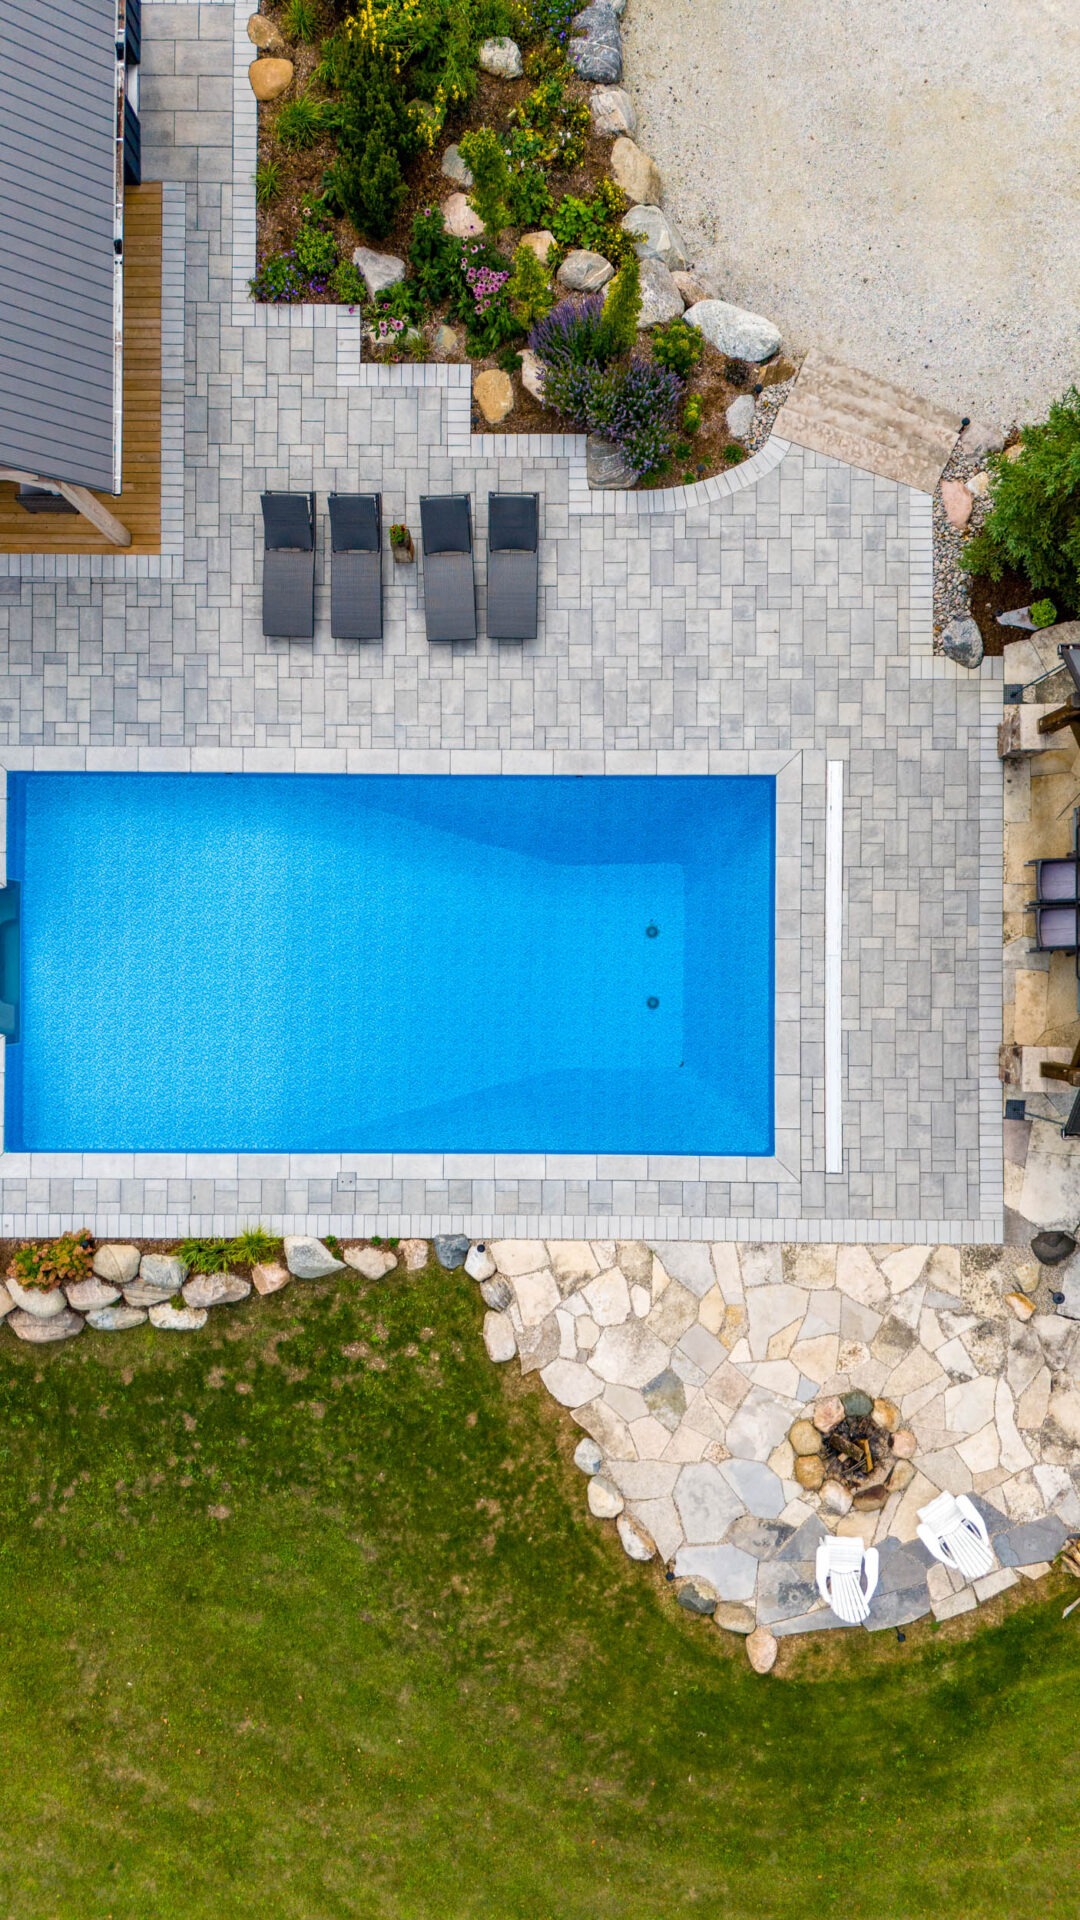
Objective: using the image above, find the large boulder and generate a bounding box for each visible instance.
[672,268,723,304]
[442,193,484,239]
[474,369,514,424]
[483,1310,517,1363]
[251,1261,291,1296]
[65,1276,121,1313]
[0,1283,12,1320]
[138,1253,186,1293]
[478,35,523,76]
[610,137,662,206]
[569,2,622,82]
[587,434,636,489]
[746,1625,778,1673]
[590,86,636,137]
[343,1246,398,1279]
[480,1275,514,1312]
[726,394,756,439]
[556,249,614,293]
[351,247,405,298]
[684,298,781,362]
[6,1276,69,1319]
[940,615,983,668]
[86,1304,149,1332]
[465,1243,496,1282]
[8,1306,84,1342]
[182,1272,253,1309]
[637,257,684,327]
[435,1234,470,1270]
[93,1243,140,1286]
[149,1301,208,1331]
[587,1474,624,1518]
[441,144,473,187]
[520,229,556,265]
[248,57,293,101]
[283,1236,345,1279]
[617,1513,657,1561]
[620,204,689,271]
[247,13,284,51]
[398,1239,429,1271]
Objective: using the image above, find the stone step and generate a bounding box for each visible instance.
[776,347,962,494]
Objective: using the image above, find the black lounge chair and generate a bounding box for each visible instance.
[329,493,382,641]
[1032,905,1079,952]
[487,493,539,641]
[1063,1084,1080,1139]
[261,492,316,639]
[420,495,476,642]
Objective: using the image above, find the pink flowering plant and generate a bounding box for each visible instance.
[454,240,519,356]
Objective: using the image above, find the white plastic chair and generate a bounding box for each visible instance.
[916,1492,995,1581]
[815,1534,880,1624]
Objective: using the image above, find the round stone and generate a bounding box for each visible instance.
[813,1395,844,1433]
[891,1428,917,1458]
[434,1235,469,1271]
[283,1237,344,1280]
[465,1242,496,1282]
[713,1601,756,1636]
[872,1398,900,1432]
[343,1246,397,1280]
[888,1458,915,1492]
[441,192,484,239]
[940,615,984,669]
[93,1243,140,1286]
[1032,1231,1077,1266]
[7,1306,84,1343]
[746,1625,778,1674]
[676,1577,717,1616]
[789,1418,824,1456]
[587,1474,624,1519]
[480,1275,513,1312]
[440,143,473,188]
[482,1310,516,1363]
[574,1437,603,1475]
[86,1304,148,1332]
[247,13,284,50]
[473,369,514,424]
[852,1485,889,1512]
[6,1275,69,1319]
[821,1478,853,1515]
[616,1513,656,1561]
[182,1271,253,1309]
[841,1389,874,1418]
[248,56,294,101]
[66,1276,121,1312]
[148,1301,207,1331]
[610,135,662,206]
[794,1454,825,1490]
[478,34,522,77]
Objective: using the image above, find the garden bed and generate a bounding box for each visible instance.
[248,0,790,486]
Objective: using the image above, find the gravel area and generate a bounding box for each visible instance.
[623,0,1080,424]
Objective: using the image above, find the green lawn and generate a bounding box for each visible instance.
[0,1259,1077,1919]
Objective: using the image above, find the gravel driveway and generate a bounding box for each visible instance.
[624,0,1080,423]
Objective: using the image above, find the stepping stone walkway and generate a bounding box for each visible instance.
[475,1239,1079,1640]
[777,347,962,494]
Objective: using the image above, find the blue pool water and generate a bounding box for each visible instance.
[4,774,774,1155]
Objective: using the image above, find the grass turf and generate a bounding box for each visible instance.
[0,1261,1077,1918]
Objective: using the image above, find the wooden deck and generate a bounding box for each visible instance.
[0,183,162,555]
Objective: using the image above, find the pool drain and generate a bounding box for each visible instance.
[646,924,659,938]
[646,996,659,1009]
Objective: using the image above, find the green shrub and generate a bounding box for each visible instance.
[961,390,1080,605]
[7,1229,94,1292]
[722,442,745,464]
[455,240,519,355]
[551,179,634,266]
[229,1228,281,1266]
[408,207,463,304]
[1031,598,1058,628]
[502,129,553,228]
[652,315,704,379]
[178,1237,232,1276]
[255,158,282,206]
[596,252,640,358]
[276,92,326,150]
[682,393,704,435]
[459,127,514,237]
[369,279,425,327]
[329,258,368,304]
[293,208,339,279]
[509,73,590,169]
[283,0,320,40]
[250,250,309,301]
[506,242,554,327]
[322,44,415,240]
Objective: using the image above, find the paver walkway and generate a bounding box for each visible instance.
[0,0,1001,1243]
[480,1237,1078,1633]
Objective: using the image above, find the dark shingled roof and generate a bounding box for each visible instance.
[0,0,121,492]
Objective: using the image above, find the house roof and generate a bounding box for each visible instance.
[0,0,121,493]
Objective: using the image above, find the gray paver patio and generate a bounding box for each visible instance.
[0,1,1001,1243]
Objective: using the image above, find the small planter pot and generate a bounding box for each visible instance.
[391,530,415,565]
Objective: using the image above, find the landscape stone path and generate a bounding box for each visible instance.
[478,1237,1079,1634]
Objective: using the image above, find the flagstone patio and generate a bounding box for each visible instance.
[480,1237,1079,1632]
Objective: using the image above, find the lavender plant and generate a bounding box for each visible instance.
[528,295,609,368]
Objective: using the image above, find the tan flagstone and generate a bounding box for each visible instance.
[972,1466,1009,1493]
[629,1415,676,1459]
[768,1438,796,1479]
[885,1344,947,1400]
[662,1423,710,1463]
[1001,1470,1047,1521]
[697,1284,726,1336]
[683,1389,731,1440]
[1017,1365,1051,1431]
[836,1512,878,1546]
[784,1244,838,1290]
[710,1242,744,1302]
[491,1239,548,1276]
[789,1334,840,1384]
[582,1266,633,1326]
[943,1374,997,1435]
[996,1375,1035,1471]
[956,1423,1001,1474]
[571,1396,637,1459]
[918,1307,947,1353]
[650,1253,673,1299]
[890,1466,941,1544]
[879,1245,930,1293]
[646,1278,699,1344]
[745,1359,802,1396]
[512,1267,561,1327]
[922,1245,962,1294]
[920,1446,974,1495]
[766,1318,802,1361]
[720,1305,748,1350]
[745,1283,809,1360]
[836,1339,871,1374]
[836,1245,890,1309]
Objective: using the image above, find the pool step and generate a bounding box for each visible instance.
[776,348,962,494]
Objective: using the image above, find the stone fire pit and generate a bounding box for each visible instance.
[790,1391,917,1516]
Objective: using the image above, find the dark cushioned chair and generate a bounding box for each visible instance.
[329,493,382,641]
[420,495,476,642]
[261,492,316,639]
[487,493,539,641]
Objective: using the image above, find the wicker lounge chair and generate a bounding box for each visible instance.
[261,492,316,639]
[420,495,476,642]
[487,493,539,641]
[329,493,382,641]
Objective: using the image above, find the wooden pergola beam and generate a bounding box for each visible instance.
[0,468,132,548]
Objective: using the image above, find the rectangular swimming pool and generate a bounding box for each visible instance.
[4,774,775,1155]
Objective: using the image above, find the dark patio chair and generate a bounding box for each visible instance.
[487,493,539,641]
[1032,904,1079,951]
[1027,857,1080,903]
[1061,644,1080,699]
[329,493,382,641]
[261,492,316,639]
[1063,1084,1080,1139]
[420,495,476,642]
